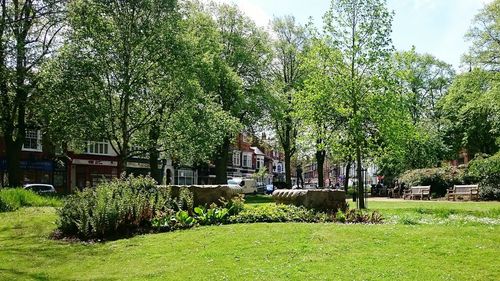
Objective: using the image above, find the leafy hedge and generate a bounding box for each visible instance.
[0,188,61,212]
[398,166,466,197]
[466,153,500,200]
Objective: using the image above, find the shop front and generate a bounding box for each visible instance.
[0,159,54,187]
[71,158,118,191]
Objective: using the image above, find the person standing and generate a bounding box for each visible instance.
[296,164,304,189]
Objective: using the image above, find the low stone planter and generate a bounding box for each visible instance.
[167,185,238,207]
[272,189,346,211]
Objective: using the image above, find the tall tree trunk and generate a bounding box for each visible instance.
[148,118,162,184]
[215,137,230,184]
[3,12,28,187]
[284,149,292,189]
[5,137,22,187]
[356,145,365,209]
[149,148,161,184]
[281,113,295,189]
[316,149,326,188]
[343,158,351,191]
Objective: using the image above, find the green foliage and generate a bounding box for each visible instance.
[0,0,66,187]
[219,194,245,216]
[56,175,192,240]
[393,47,455,121]
[229,204,325,223]
[399,167,466,197]
[229,204,382,224]
[335,210,346,223]
[375,48,454,180]
[297,0,395,207]
[438,69,500,156]
[0,189,61,212]
[465,0,500,71]
[0,197,11,212]
[466,153,500,200]
[193,205,229,225]
[173,210,197,229]
[377,122,449,181]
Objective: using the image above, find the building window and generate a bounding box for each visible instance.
[256,156,264,170]
[85,141,110,155]
[277,163,283,173]
[232,151,241,166]
[176,169,195,185]
[22,129,42,152]
[242,153,252,168]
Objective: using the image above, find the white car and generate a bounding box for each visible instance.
[24,184,56,194]
[227,178,257,194]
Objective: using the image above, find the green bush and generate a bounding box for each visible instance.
[229,204,383,224]
[229,204,323,224]
[57,175,193,240]
[399,166,466,197]
[0,188,61,212]
[466,153,500,200]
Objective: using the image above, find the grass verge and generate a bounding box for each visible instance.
[0,200,499,280]
[0,188,62,212]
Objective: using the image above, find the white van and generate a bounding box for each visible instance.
[227,178,257,194]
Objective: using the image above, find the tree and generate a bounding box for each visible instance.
[0,0,66,187]
[438,69,500,156]
[205,3,270,184]
[39,0,238,182]
[394,47,455,122]
[268,16,308,188]
[324,0,394,208]
[296,38,347,188]
[465,0,500,71]
[371,48,455,179]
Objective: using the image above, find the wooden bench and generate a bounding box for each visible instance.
[446,185,479,201]
[403,186,431,200]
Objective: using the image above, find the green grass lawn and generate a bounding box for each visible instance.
[0,198,499,280]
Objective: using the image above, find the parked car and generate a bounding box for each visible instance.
[256,182,266,194]
[227,178,257,194]
[23,184,56,194]
[265,184,275,195]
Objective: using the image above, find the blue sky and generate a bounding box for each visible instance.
[215,0,492,72]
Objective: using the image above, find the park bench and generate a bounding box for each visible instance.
[403,186,431,200]
[446,184,479,201]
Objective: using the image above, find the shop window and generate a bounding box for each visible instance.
[22,129,42,152]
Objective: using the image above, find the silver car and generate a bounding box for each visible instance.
[24,184,56,194]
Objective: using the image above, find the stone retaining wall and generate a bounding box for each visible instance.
[272,189,346,211]
[160,185,238,207]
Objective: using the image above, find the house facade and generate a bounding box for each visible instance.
[0,129,56,188]
[1,130,285,191]
[197,133,285,185]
